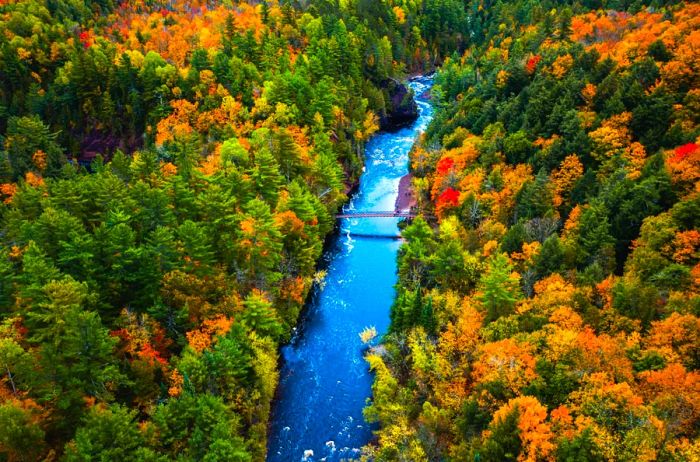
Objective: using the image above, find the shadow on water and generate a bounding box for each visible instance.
[266,76,434,462]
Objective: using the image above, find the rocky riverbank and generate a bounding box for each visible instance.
[395,173,415,212]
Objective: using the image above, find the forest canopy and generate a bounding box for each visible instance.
[0,0,437,459]
[365,1,700,461]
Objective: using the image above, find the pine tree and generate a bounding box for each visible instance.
[177,220,215,274]
[478,253,520,323]
[151,393,252,461]
[420,297,437,335]
[390,292,407,332]
[272,129,301,182]
[63,404,148,462]
[242,291,282,339]
[250,147,283,206]
[5,115,64,179]
[559,7,573,39]
[577,201,615,268]
[479,406,522,461]
[535,234,564,277]
[18,242,63,304]
[223,14,237,56]
[174,133,202,182]
[26,279,123,431]
[0,151,12,183]
[398,217,436,289]
[236,198,283,286]
[261,0,270,25]
[109,150,132,183]
[410,287,423,327]
[0,249,14,312]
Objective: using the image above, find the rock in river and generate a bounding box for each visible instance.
[379,78,419,131]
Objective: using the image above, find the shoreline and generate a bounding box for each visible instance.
[395,173,416,212]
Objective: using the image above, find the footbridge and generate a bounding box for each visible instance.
[335,210,417,219]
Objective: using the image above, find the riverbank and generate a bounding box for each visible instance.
[395,173,415,212]
[266,76,434,462]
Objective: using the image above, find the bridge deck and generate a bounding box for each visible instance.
[335,211,416,219]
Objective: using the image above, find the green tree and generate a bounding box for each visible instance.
[26,279,124,430]
[577,201,615,270]
[5,115,64,179]
[612,278,660,327]
[0,334,36,396]
[17,242,62,304]
[515,170,554,220]
[478,406,521,461]
[177,220,215,275]
[0,250,14,311]
[420,297,437,335]
[431,239,467,291]
[220,138,250,167]
[242,291,283,340]
[151,393,252,461]
[63,404,151,462]
[0,400,45,462]
[173,133,202,182]
[556,428,605,462]
[534,234,565,277]
[503,130,533,164]
[250,147,283,205]
[398,217,436,289]
[177,326,255,402]
[478,253,520,323]
[236,198,282,287]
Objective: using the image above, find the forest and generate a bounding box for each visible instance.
[0,0,697,461]
[366,1,700,461]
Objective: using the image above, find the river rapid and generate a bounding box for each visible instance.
[267,76,434,462]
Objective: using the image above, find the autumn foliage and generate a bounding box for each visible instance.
[368,2,700,461]
[0,0,443,458]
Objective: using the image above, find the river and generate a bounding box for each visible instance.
[266,76,434,462]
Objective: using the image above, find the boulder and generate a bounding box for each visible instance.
[379,78,418,131]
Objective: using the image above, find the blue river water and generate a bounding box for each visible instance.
[266,76,434,462]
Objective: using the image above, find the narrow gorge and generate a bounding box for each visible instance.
[267,77,434,462]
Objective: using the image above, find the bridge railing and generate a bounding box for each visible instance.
[335,211,417,219]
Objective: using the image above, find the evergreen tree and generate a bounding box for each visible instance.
[398,217,436,289]
[177,220,215,275]
[236,198,283,286]
[410,287,423,327]
[5,115,64,179]
[0,250,14,312]
[0,400,46,461]
[26,279,123,431]
[250,148,283,206]
[577,201,615,269]
[479,407,522,461]
[63,404,150,462]
[390,292,407,332]
[242,291,283,340]
[151,393,251,461]
[534,234,564,277]
[420,297,436,335]
[478,253,520,323]
[173,134,202,182]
